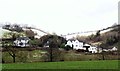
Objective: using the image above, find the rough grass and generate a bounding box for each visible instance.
[2,60,118,69]
[2,50,47,63]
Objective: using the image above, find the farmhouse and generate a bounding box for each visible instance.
[66,39,84,50]
[111,47,117,51]
[88,46,98,53]
[14,37,30,47]
[103,47,118,52]
[66,39,98,53]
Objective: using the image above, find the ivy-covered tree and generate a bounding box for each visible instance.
[39,35,67,47]
[2,24,23,32]
[24,29,36,40]
[39,35,66,62]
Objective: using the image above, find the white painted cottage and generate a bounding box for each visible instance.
[66,39,98,53]
[88,46,97,53]
[14,37,30,47]
[103,47,118,52]
[66,40,84,50]
[111,47,117,51]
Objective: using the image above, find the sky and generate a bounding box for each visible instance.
[0,0,119,37]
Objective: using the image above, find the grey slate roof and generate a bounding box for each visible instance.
[16,37,30,40]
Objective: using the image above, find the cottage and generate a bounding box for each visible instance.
[43,41,50,47]
[14,37,30,47]
[97,47,102,53]
[111,47,117,51]
[66,39,98,53]
[73,40,84,50]
[88,46,97,53]
[66,39,84,50]
[66,40,73,47]
[103,47,118,52]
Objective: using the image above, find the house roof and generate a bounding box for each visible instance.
[83,44,90,46]
[67,39,76,41]
[16,37,30,40]
[67,39,84,42]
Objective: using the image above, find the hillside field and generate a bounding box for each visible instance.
[2,60,119,69]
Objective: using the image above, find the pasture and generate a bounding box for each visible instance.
[2,60,118,69]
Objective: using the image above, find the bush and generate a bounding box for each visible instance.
[17,51,28,63]
[64,45,73,51]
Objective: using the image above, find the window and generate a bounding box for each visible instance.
[19,42,23,45]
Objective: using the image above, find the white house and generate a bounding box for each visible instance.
[111,47,117,51]
[14,37,30,47]
[88,46,97,53]
[66,40,84,50]
[103,47,118,52]
[97,48,102,53]
[73,40,84,50]
[66,39,98,53]
[66,40,73,47]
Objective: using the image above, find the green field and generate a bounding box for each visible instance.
[2,60,119,69]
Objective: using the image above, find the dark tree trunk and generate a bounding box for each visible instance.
[102,54,105,60]
[13,54,16,63]
[102,52,105,60]
[101,47,105,60]
[2,58,5,63]
[49,39,59,62]
[50,47,53,62]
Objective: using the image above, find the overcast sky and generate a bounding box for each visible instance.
[0,0,119,36]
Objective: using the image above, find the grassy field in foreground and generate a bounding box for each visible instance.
[2,60,119,69]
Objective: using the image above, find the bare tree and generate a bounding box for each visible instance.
[2,40,17,63]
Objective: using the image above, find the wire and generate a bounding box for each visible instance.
[61,24,120,37]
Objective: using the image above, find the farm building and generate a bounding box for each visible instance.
[14,37,30,47]
[66,39,98,53]
[103,47,118,52]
